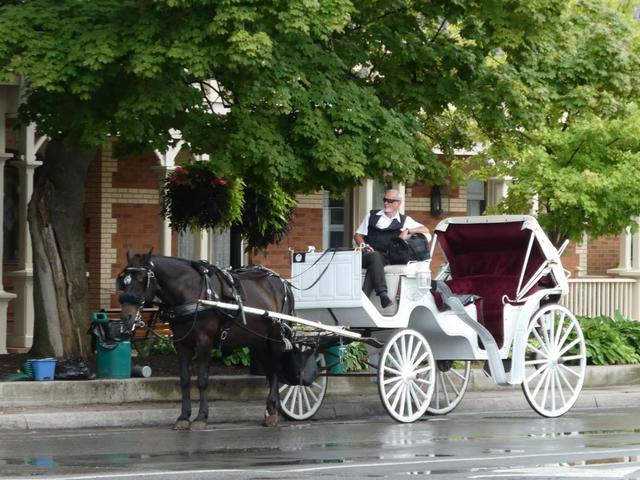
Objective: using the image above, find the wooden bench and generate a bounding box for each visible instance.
[98,307,172,344]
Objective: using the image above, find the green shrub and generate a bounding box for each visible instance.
[578,312,640,365]
[136,335,176,357]
[343,342,369,372]
[212,346,251,367]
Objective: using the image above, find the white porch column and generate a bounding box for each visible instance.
[6,123,43,349]
[154,138,183,257]
[192,229,209,261]
[353,179,373,233]
[609,218,640,320]
[632,220,640,272]
[0,87,18,353]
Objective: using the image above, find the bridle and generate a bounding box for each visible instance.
[118,264,156,331]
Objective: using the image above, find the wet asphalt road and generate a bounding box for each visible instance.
[1,408,640,479]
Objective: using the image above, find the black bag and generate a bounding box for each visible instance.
[282,347,319,386]
[54,359,93,380]
[387,235,430,265]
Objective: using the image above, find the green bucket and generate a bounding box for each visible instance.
[327,345,346,374]
[96,341,132,379]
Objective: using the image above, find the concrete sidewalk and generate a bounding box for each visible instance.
[1,365,639,430]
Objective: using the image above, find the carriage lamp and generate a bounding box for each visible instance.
[430,185,449,216]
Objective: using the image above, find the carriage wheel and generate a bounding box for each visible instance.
[378,329,435,423]
[426,360,471,415]
[279,352,328,421]
[521,304,586,418]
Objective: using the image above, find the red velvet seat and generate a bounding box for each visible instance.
[444,275,519,348]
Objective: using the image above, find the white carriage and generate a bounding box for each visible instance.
[283,215,586,422]
[204,215,586,423]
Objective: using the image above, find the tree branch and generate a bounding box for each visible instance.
[567,140,585,164]
[430,18,447,43]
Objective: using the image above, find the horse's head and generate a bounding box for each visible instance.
[116,248,157,331]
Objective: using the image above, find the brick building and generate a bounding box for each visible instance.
[0,82,638,354]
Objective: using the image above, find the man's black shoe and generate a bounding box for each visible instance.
[380,293,392,309]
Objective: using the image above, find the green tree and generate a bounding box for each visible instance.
[1,0,638,357]
[456,0,640,243]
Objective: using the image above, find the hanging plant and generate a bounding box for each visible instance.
[237,185,296,253]
[161,161,243,232]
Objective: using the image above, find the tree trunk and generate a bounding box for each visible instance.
[28,138,96,359]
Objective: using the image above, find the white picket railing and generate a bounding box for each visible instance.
[564,277,637,319]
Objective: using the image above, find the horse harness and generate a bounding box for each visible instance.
[156,261,293,350]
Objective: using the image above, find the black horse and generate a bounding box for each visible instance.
[117,249,295,429]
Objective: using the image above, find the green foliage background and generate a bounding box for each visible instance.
[4,1,639,242]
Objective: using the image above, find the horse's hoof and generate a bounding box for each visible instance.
[190,420,207,431]
[262,414,281,427]
[173,419,191,430]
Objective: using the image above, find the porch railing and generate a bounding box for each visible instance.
[564,277,637,319]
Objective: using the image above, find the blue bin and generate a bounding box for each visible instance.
[30,358,57,381]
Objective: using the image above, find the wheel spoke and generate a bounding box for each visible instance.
[386,377,404,404]
[532,327,549,354]
[444,372,461,397]
[558,363,581,377]
[414,365,433,376]
[405,385,414,417]
[531,365,550,399]
[389,345,404,371]
[433,373,442,409]
[525,357,549,366]
[409,380,429,400]
[557,366,576,393]
[541,315,553,351]
[560,354,583,362]
[405,335,414,366]
[525,361,550,384]
[554,311,567,349]
[301,386,311,412]
[414,376,434,386]
[382,374,403,386]
[528,343,549,359]
[400,335,408,366]
[558,337,581,357]
[554,370,567,406]
[540,368,552,409]
[281,385,294,404]
[382,364,403,377]
[412,350,429,370]
[556,322,575,352]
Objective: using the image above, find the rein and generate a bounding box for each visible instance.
[288,248,338,291]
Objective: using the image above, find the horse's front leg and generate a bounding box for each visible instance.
[191,343,212,431]
[173,344,193,430]
[263,352,283,427]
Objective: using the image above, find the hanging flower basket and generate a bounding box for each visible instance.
[237,185,296,253]
[160,161,243,232]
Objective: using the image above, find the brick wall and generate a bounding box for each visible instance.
[250,207,324,277]
[588,235,620,275]
[85,146,103,311]
[84,145,163,310]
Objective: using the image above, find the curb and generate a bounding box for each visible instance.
[0,365,639,430]
[1,365,639,408]
[2,387,639,431]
